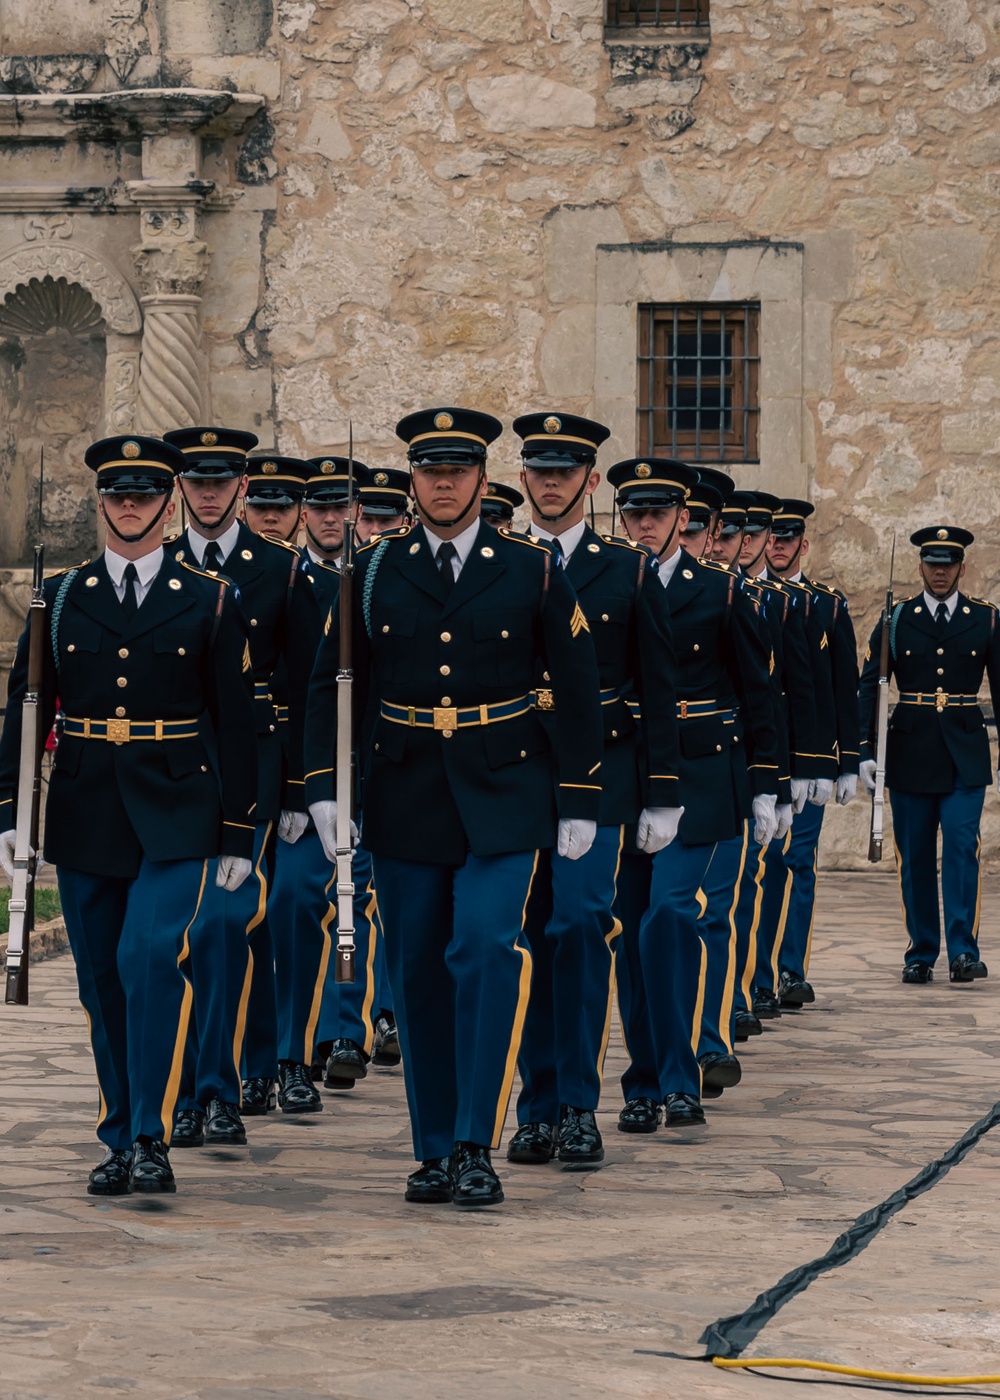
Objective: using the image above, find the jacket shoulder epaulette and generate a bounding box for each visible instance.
[46,560,89,579]
[180,560,231,586]
[259,533,302,556]
[968,595,997,610]
[498,527,552,555]
[601,533,643,554]
[358,525,411,556]
[697,557,733,574]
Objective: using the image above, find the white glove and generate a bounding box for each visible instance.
[752,793,779,847]
[859,759,877,796]
[308,799,359,864]
[216,856,252,891]
[636,806,684,854]
[789,777,809,814]
[774,803,793,841]
[0,830,46,882]
[807,778,834,807]
[836,773,858,806]
[556,818,597,861]
[278,810,310,844]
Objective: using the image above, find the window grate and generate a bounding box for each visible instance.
[606,0,708,28]
[637,303,760,464]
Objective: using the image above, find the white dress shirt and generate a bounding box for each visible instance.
[104,546,163,607]
[423,518,481,580]
[655,546,686,589]
[922,589,958,620]
[308,548,341,570]
[186,519,241,568]
[532,519,587,566]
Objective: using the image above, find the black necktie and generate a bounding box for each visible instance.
[437,541,458,591]
[549,536,565,569]
[121,563,139,621]
[203,542,223,575]
[935,602,949,630]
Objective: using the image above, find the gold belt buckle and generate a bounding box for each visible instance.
[536,688,554,711]
[106,718,130,744]
[936,691,948,713]
[433,706,458,731]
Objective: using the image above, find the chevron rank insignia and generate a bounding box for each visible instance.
[242,642,252,673]
[569,602,589,637]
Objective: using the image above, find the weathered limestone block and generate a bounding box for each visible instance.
[467,75,597,132]
[425,0,525,42]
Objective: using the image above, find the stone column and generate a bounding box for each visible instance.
[129,185,213,434]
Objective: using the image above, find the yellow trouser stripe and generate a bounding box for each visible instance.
[769,829,794,984]
[161,860,207,1143]
[305,888,336,1067]
[802,841,820,977]
[492,852,539,1148]
[689,934,709,1057]
[359,883,380,1057]
[82,1006,109,1133]
[717,823,749,1053]
[740,843,767,1007]
[596,826,625,1089]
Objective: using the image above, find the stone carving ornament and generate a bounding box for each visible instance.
[0,244,141,335]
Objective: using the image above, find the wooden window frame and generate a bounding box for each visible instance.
[637,303,760,464]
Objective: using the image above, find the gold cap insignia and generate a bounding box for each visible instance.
[636,463,652,478]
[375,472,388,486]
[543,416,561,434]
[262,462,277,474]
[434,412,454,431]
[321,461,335,474]
[200,431,218,447]
[122,441,140,459]
[936,528,948,540]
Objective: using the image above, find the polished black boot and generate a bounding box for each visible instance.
[778,971,815,1007]
[404,1158,454,1204]
[617,1097,661,1134]
[663,1093,706,1127]
[371,1014,402,1067]
[277,1061,323,1113]
[171,1108,205,1148]
[734,1010,763,1041]
[87,1148,132,1196]
[204,1098,247,1145]
[557,1106,604,1169]
[950,953,988,982]
[452,1143,504,1207]
[240,1076,276,1115]
[752,988,782,1019]
[506,1122,557,1164]
[698,1051,742,1099]
[324,1038,369,1089]
[129,1138,176,1193]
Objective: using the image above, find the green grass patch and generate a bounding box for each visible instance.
[0,886,62,935]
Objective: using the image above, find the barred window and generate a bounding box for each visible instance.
[606,0,708,28]
[637,304,760,464]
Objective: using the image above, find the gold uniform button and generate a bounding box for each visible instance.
[67,644,75,653]
[118,647,129,659]
[937,668,944,676]
[117,677,127,688]
[382,625,390,633]
[115,707,126,718]
[250,619,258,627]
[693,644,700,652]
[442,729,453,739]
[601,614,609,622]
[543,671,551,683]
[936,648,944,656]
[501,630,509,639]
[178,647,186,657]
[441,632,451,643]
[611,730,618,739]
[440,665,451,676]
[269,724,276,733]
[716,744,722,752]
[520,750,527,758]
[441,696,452,706]
[200,765,208,773]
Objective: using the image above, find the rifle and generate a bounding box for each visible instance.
[868,535,895,863]
[5,538,47,1004]
[334,425,357,984]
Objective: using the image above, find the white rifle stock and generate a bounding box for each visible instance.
[868,537,895,862]
[334,428,357,984]
[5,545,46,1004]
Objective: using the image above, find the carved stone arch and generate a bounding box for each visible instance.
[0,243,141,334]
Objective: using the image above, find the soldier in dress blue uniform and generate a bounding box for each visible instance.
[305,407,604,1207]
[609,459,780,1130]
[505,417,682,1169]
[859,527,997,985]
[243,453,306,543]
[0,435,256,1195]
[481,481,524,529]
[162,428,309,1146]
[764,500,860,1007]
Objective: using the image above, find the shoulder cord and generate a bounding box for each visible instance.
[887,600,905,663]
[362,539,390,639]
[50,570,79,672]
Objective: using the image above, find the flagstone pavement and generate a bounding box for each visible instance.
[2,869,998,1400]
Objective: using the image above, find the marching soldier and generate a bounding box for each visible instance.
[163,429,308,1146]
[507,417,682,1169]
[764,500,860,1007]
[859,527,997,984]
[0,435,256,1195]
[355,465,412,544]
[243,454,306,543]
[611,459,780,1127]
[481,481,525,529]
[305,407,603,1207]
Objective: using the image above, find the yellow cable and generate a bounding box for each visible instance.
[713,1356,1000,1385]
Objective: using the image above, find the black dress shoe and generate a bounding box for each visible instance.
[87,1147,132,1196]
[129,1138,175,1194]
[752,989,782,1019]
[277,1061,323,1113]
[902,962,934,984]
[699,1051,742,1098]
[506,1122,557,1163]
[617,1097,661,1134]
[404,1157,453,1204]
[172,1108,205,1148]
[734,1010,763,1041]
[663,1092,707,1127]
[204,1098,247,1145]
[324,1038,368,1089]
[452,1142,504,1207]
[778,971,815,1007]
[241,1076,276,1115]
[950,953,988,983]
[371,1015,402,1067]
[557,1106,604,1168]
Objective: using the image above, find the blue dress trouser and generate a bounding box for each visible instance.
[733,833,767,1015]
[315,841,383,1057]
[374,850,537,1162]
[757,799,824,987]
[271,827,333,1066]
[177,820,271,1112]
[617,839,713,1101]
[58,857,207,1149]
[696,825,749,1059]
[516,824,623,1123]
[890,783,984,968]
[614,851,658,1103]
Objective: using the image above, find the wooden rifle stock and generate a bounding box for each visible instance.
[5,545,46,1005]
